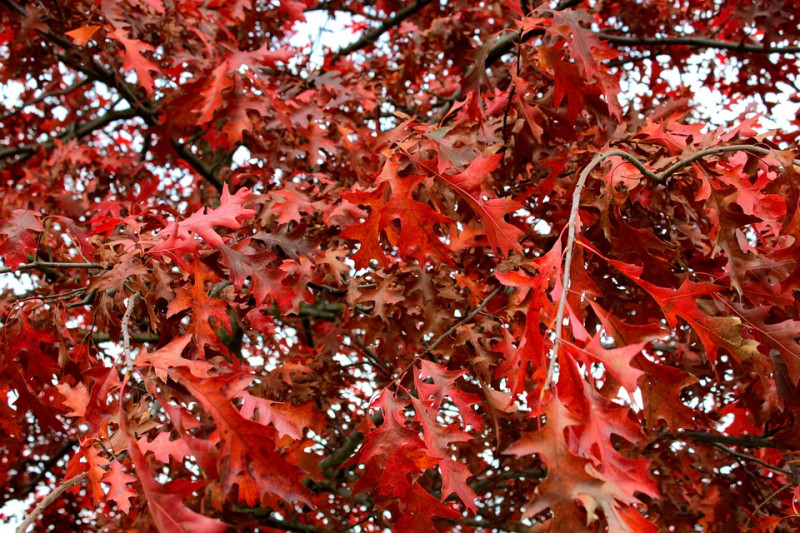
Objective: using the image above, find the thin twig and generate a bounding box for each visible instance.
[541,144,799,392]
[749,483,794,525]
[708,442,792,476]
[676,430,783,449]
[330,0,434,63]
[351,336,390,376]
[597,32,800,54]
[16,472,88,533]
[0,78,90,122]
[0,261,106,275]
[122,292,140,375]
[419,285,503,359]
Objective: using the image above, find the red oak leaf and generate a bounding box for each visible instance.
[102,461,137,514]
[0,209,42,269]
[151,185,255,256]
[174,370,312,507]
[109,30,161,95]
[438,153,524,256]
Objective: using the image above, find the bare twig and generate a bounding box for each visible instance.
[748,483,794,525]
[122,292,140,375]
[0,261,106,275]
[351,336,391,376]
[0,108,138,163]
[0,78,90,122]
[542,144,800,392]
[16,472,88,533]
[418,285,503,360]
[330,0,434,63]
[676,430,784,449]
[708,442,792,475]
[598,32,800,54]
[542,151,605,393]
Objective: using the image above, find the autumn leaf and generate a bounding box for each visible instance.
[124,426,227,533]
[166,262,232,349]
[0,209,42,269]
[109,30,161,95]
[438,153,524,256]
[65,25,102,45]
[136,334,211,381]
[341,158,455,267]
[102,461,137,514]
[174,370,312,507]
[5,1,800,531]
[151,185,255,257]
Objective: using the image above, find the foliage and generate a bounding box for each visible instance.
[1,0,800,531]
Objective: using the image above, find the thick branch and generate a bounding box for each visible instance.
[169,137,224,190]
[9,440,78,504]
[258,515,320,533]
[88,332,160,344]
[319,431,365,477]
[469,468,547,493]
[16,472,88,533]
[598,33,800,54]
[330,0,434,63]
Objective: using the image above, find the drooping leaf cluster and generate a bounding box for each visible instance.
[1,0,800,531]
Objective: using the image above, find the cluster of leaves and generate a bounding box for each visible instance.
[1,0,800,531]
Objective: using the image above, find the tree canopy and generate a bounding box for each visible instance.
[2,0,800,531]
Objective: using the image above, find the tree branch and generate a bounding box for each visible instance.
[418,285,503,359]
[0,78,90,122]
[3,1,225,190]
[482,0,584,67]
[707,442,792,476]
[543,144,800,392]
[671,430,784,449]
[16,472,88,533]
[597,33,800,54]
[351,336,391,376]
[9,440,78,504]
[0,107,138,163]
[319,431,365,477]
[426,0,582,123]
[330,0,434,63]
[0,261,106,275]
[122,292,140,375]
[88,332,160,344]
[469,468,546,493]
